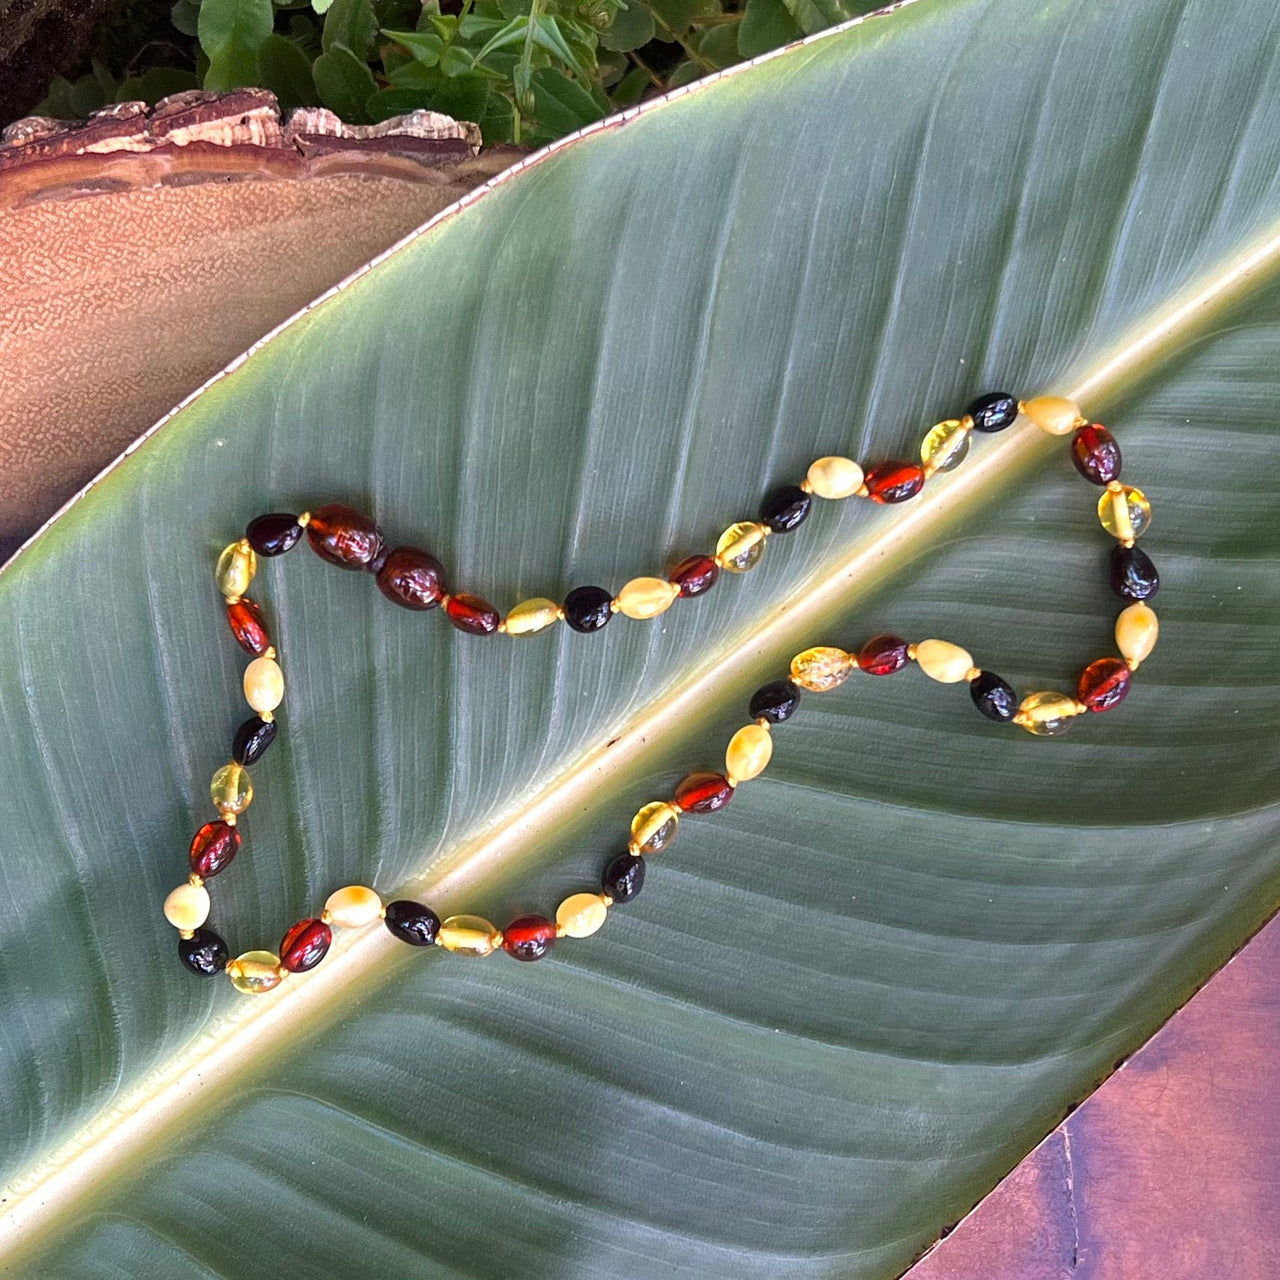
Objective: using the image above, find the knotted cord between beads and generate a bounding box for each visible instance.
[163,391,1161,993]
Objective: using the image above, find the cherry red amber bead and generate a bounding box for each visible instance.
[502,915,557,962]
[306,503,384,570]
[189,820,241,879]
[857,634,910,675]
[279,918,332,973]
[863,461,926,504]
[445,593,501,635]
[669,555,720,598]
[1070,425,1122,486]
[674,771,734,814]
[1077,657,1132,712]
[376,546,446,610]
[226,598,271,657]
[246,513,302,556]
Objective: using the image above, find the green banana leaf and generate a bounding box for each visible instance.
[3,0,1279,1274]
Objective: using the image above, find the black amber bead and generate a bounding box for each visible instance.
[232,715,278,766]
[602,852,646,904]
[178,927,229,976]
[967,392,1019,433]
[383,899,441,946]
[246,513,303,556]
[970,670,1018,722]
[748,679,801,723]
[563,585,614,633]
[1109,544,1159,602]
[759,485,812,533]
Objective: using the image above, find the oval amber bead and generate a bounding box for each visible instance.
[970,670,1017,722]
[1115,602,1158,670]
[602,852,646,903]
[1070,424,1122,485]
[445,593,501,636]
[725,723,772,783]
[1109,544,1159,602]
[280,918,332,973]
[748,679,800,723]
[1023,395,1081,436]
[189,819,241,878]
[243,656,284,714]
[504,597,561,636]
[864,461,925,504]
[967,392,1018,433]
[1077,657,1132,712]
[232,715,278,767]
[324,885,383,928]
[562,585,615,633]
[715,521,768,573]
[1014,690,1082,736]
[556,893,608,939]
[920,419,971,474]
[306,503,384,569]
[674,771,734,814]
[669,554,720,598]
[856,634,910,675]
[790,646,854,692]
[246,513,302,557]
[178,927,229,976]
[215,541,256,599]
[211,762,252,815]
[502,915,557,962]
[759,484,812,533]
[806,456,863,499]
[376,546,446,610]
[383,899,440,946]
[163,882,210,931]
[1098,484,1152,542]
[437,914,501,956]
[630,800,679,854]
[915,639,974,684]
[226,598,271,657]
[227,950,284,995]
[615,577,679,620]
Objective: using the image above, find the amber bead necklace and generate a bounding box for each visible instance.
[163,391,1161,993]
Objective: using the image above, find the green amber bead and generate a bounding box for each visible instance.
[211,762,252,815]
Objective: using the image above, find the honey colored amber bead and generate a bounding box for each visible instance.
[227,950,284,994]
[1023,395,1082,435]
[915,639,974,684]
[725,723,772,783]
[243,656,284,714]
[504,597,561,636]
[163,881,210,931]
[715,521,768,573]
[806,456,864,499]
[1115,602,1158,670]
[324,884,383,928]
[615,577,679,620]
[226,598,271,657]
[1014,690,1083,735]
[630,800,679,854]
[674,772,734,814]
[215,540,256,599]
[211,762,252,815]
[556,893,608,939]
[437,914,501,956]
[1077,657,1132,712]
[1098,484,1152,542]
[789,646,854,692]
[920,419,971,474]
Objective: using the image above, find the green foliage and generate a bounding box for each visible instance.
[24,0,887,145]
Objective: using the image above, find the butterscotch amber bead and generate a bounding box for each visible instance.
[504,598,561,636]
[211,762,252,815]
[1023,395,1082,435]
[437,914,501,956]
[725,723,772,783]
[306,503,384,569]
[806,456,863,499]
[556,893,608,938]
[789,646,854,692]
[163,882,210,931]
[915,639,974,684]
[715,521,768,573]
[324,885,382,928]
[615,577,679,619]
[1014,690,1082,735]
[243,656,284,714]
[226,598,271,657]
[920,419,971,474]
[1098,484,1152,542]
[215,541,256,599]
[227,950,284,994]
[1115,602,1158,670]
[630,800,679,854]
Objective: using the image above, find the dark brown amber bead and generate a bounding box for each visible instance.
[1077,657,1132,712]
[970,670,1017,722]
[306,502,384,570]
[445,592,501,635]
[967,392,1019,433]
[857,634,911,675]
[226,598,271,657]
[1109,545,1160,601]
[376,546,446,610]
[759,484,812,533]
[189,820,241,878]
[748,679,800,723]
[178,927,229,976]
[863,461,926,504]
[669,555,720,598]
[674,771,734,814]
[502,915,557,962]
[563,585,614,632]
[246,513,302,556]
[279,918,332,973]
[1070,424,1122,486]
[232,715,278,766]
[383,900,440,946]
[602,852,646,903]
